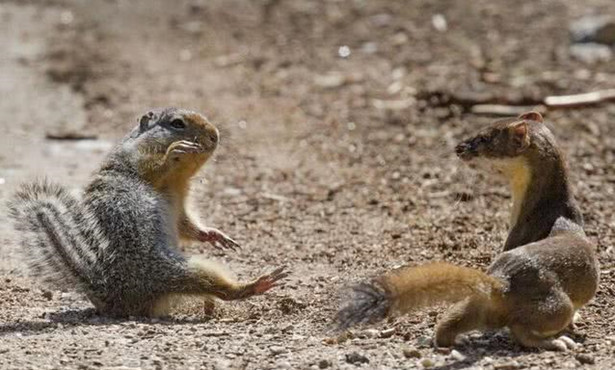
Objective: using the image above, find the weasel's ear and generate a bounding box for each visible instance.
[139,111,155,132]
[510,121,530,150]
[518,111,543,123]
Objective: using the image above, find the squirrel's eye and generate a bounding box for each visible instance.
[169,119,186,130]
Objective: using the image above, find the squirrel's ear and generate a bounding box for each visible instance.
[510,121,530,150]
[139,112,155,132]
[518,111,543,123]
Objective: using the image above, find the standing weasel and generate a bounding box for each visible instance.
[471,111,584,251]
[335,112,599,351]
[8,108,288,317]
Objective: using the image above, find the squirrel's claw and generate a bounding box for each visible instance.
[198,228,241,251]
[268,266,291,281]
[252,265,290,294]
[217,235,241,251]
[168,140,204,159]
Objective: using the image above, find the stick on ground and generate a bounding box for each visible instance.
[544,89,615,108]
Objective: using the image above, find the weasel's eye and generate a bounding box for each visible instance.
[169,119,186,130]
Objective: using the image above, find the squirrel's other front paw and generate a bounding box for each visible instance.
[198,228,241,251]
[251,266,290,294]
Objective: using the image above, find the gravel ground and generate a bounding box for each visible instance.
[0,0,614,369]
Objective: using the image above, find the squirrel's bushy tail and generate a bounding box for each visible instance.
[7,181,103,291]
[335,262,503,330]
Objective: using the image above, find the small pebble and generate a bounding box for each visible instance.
[379,328,396,338]
[451,349,466,361]
[494,360,521,370]
[318,359,331,369]
[42,290,53,301]
[431,14,448,32]
[569,15,615,44]
[421,358,435,368]
[575,353,595,365]
[213,360,230,370]
[361,329,379,338]
[416,336,432,347]
[270,346,286,355]
[570,43,612,64]
[435,347,450,355]
[345,352,369,365]
[403,347,422,359]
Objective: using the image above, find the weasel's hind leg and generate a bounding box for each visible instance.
[435,297,503,347]
[510,326,577,351]
[509,290,575,351]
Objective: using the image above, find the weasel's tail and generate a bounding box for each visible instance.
[7,181,104,292]
[335,262,503,330]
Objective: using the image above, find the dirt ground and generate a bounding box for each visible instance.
[1,0,614,369]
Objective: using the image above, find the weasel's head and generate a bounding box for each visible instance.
[454,111,545,177]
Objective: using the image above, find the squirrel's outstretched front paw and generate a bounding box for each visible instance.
[167,140,204,161]
[251,266,290,294]
[197,228,241,251]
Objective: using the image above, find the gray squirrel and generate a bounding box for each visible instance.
[9,107,288,317]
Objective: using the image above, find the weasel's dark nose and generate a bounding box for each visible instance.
[455,142,476,160]
[455,143,467,157]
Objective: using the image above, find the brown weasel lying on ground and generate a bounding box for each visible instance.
[335,112,600,351]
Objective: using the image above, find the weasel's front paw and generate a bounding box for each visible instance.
[198,228,241,251]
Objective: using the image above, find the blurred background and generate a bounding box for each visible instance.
[1,0,614,368]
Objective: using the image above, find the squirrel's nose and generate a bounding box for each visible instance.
[207,128,219,146]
